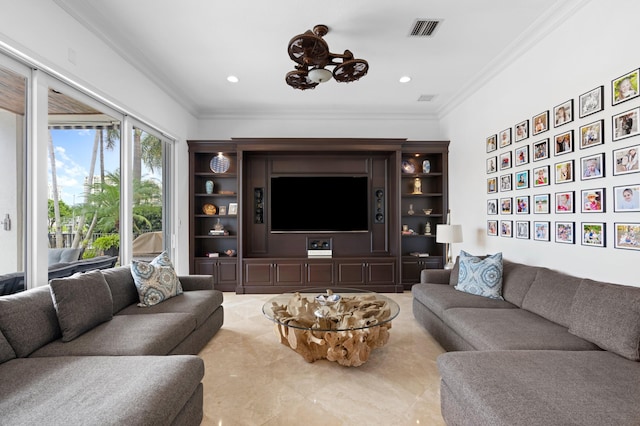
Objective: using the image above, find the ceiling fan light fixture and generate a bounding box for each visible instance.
[286,24,368,90]
[308,68,333,83]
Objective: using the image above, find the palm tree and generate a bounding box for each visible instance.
[70,130,101,249]
[47,130,64,248]
[82,169,154,234]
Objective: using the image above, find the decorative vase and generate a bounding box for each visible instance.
[422,159,431,174]
[425,221,431,235]
[408,204,415,215]
[205,180,214,194]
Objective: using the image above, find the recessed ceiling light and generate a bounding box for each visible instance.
[399,76,411,83]
[227,75,239,83]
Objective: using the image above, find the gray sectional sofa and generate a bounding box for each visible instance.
[413,257,640,426]
[0,265,224,425]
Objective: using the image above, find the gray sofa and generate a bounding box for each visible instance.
[0,265,224,425]
[413,257,640,426]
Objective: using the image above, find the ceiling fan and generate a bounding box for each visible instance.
[285,24,369,90]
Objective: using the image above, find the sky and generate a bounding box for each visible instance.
[48,128,161,206]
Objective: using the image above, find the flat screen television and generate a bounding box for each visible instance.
[270,176,369,232]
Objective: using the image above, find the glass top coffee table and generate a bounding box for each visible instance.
[262,288,400,367]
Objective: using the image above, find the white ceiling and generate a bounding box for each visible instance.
[55,0,567,120]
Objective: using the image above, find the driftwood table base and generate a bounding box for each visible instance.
[273,322,392,367]
[265,290,398,367]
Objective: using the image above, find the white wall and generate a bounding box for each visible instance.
[441,0,640,286]
[196,115,443,140]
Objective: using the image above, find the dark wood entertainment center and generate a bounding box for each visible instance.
[188,138,449,293]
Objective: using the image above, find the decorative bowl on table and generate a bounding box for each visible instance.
[423,209,433,215]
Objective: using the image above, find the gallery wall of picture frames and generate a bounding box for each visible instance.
[485,67,640,251]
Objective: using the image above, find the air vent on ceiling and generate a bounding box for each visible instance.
[409,19,442,37]
[417,94,436,102]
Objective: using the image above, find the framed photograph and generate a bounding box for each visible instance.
[218,205,227,215]
[554,130,573,156]
[515,170,529,190]
[614,184,640,212]
[613,144,639,175]
[555,221,575,244]
[579,86,604,118]
[579,120,604,149]
[583,222,606,247]
[487,156,497,174]
[486,134,497,152]
[533,165,550,187]
[532,111,549,135]
[612,69,639,106]
[500,174,512,191]
[580,152,604,180]
[612,107,639,141]
[533,139,549,161]
[515,145,529,166]
[581,188,605,213]
[228,202,238,215]
[554,160,574,184]
[555,191,574,213]
[487,199,498,215]
[534,193,550,214]
[499,128,512,148]
[487,220,498,236]
[500,151,512,170]
[516,195,529,214]
[487,177,498,193]
[614,223,640,250]
[500,220,513,237]
[553,99,573,127]
[534,221,550,241]
[516,221,529,239]
[515,120,529,142]
[500,197,512,214]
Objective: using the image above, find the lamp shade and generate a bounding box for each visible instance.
[308,68,333,83]
[436,224,463,244]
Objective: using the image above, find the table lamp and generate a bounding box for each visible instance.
[436,210,463,269]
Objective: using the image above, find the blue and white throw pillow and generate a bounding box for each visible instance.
[455,250,504,300]
[130,251,183,307]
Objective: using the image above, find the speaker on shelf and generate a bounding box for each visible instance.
[254,188,264,224]
[374,188,384,224]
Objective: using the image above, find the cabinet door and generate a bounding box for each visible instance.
[194,259,215,276]
[217,259,237,285]
[244,262,273,286]
[401,258,423,284]
[274,262,304,286]
[366,260,395,285]
[306,261,334,285]
[336,262,366,285]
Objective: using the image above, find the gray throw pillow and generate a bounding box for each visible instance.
[50,270,113,342]
[60,248,82,263]
[0,286,61,357]
[569,279,640,361]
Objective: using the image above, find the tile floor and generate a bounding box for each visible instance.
[198,291,446,426]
